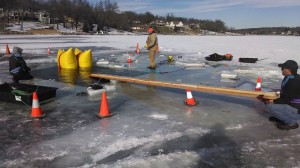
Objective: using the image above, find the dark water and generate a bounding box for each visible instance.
[2,47,299,167]
[30,64,150,87]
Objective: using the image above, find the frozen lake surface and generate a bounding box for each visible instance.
[0,35,300,167]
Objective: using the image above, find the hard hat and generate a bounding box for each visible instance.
[147,27,153,34]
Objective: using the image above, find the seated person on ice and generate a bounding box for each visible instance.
[257,60,300,130]
[9,47,33,83]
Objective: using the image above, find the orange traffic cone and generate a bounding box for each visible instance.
[136,43,140,54]
[185,89,197,106]
[6,44,11,55]
[31,92,45,118]
[47,47,51,55]
[97,92,114,118]
[156,43,160,53]
[127,54,132,63]
[255,76,262,91]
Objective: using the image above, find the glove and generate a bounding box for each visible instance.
[23,67,31,72]
[144,44,148,49]
[256,95,270,104]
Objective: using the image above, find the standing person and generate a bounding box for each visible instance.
[9,47,33,83]
[257,60,300,130]
[145,26,158,69]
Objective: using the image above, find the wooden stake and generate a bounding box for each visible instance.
[90,73,279,100]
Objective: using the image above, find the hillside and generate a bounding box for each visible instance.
[232,27,300,35]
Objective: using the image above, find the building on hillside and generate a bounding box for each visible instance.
[0,8,3,17]
[189,23,200,30]
[9,10,20,20]
[34,11,50,24]
[8,10,30,21]
[156,20,166,27]
[165,22,170,27]
[148,20,166,27]
[132,20,142,30]
[168,21,184,29]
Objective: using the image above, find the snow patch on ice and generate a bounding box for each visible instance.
[225,124,247,130]
[175,61,206,67]
[0,61,9,65]
[92,132,183,162]
[161,48,173,52]
[234,69,256,74]
[185,127,210,138]
[242,143,256,152]
[35,151,69,161]
[99,151,200,168]
[103,84,117,92]
[147,113,169,120]
[26,58,57,64]
[108,64,125,69]
[1,151,68,167]
[1,159,26,167]
[0,116,8,122]
[96,59,110,65]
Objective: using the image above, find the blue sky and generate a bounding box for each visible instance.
[88,0,300,29]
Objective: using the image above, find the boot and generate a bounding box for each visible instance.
[12,77,19,84]
[269,116,283,124]
[276,123,299,130]
[147,66,156,70]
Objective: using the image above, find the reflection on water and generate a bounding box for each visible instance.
[147,72,156,90]
[34,62,148,86]
[99,118,110,133]
[79,68,93,84]
[58,68,78,85]
[58,68,92,85]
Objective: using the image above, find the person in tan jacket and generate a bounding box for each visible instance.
[145,26,158,69]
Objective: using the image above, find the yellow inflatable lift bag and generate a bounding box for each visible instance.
[57,49,64,67]
[77,49,93,69]
[57,48,78,69]
[74,48,82,56]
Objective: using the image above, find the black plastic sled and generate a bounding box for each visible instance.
[205,53,232,61]
[0,82,58,106]
[239,58,258,63]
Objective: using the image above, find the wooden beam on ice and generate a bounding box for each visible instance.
[90,73,279,100]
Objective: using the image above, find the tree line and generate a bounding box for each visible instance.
[0,0,228,33]
[231,27,300,35]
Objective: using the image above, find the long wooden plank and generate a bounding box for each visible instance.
[90,73,279,100]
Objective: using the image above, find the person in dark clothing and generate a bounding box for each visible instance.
[258,60,300,130]
[9,47,33,83]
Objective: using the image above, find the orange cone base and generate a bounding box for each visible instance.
[96,112,115,119]
[184,100,198,106]
[30,113,46,119]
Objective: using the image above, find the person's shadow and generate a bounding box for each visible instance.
[194,123,243,167]
[144,123,243,168]
[96,123,243,167]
